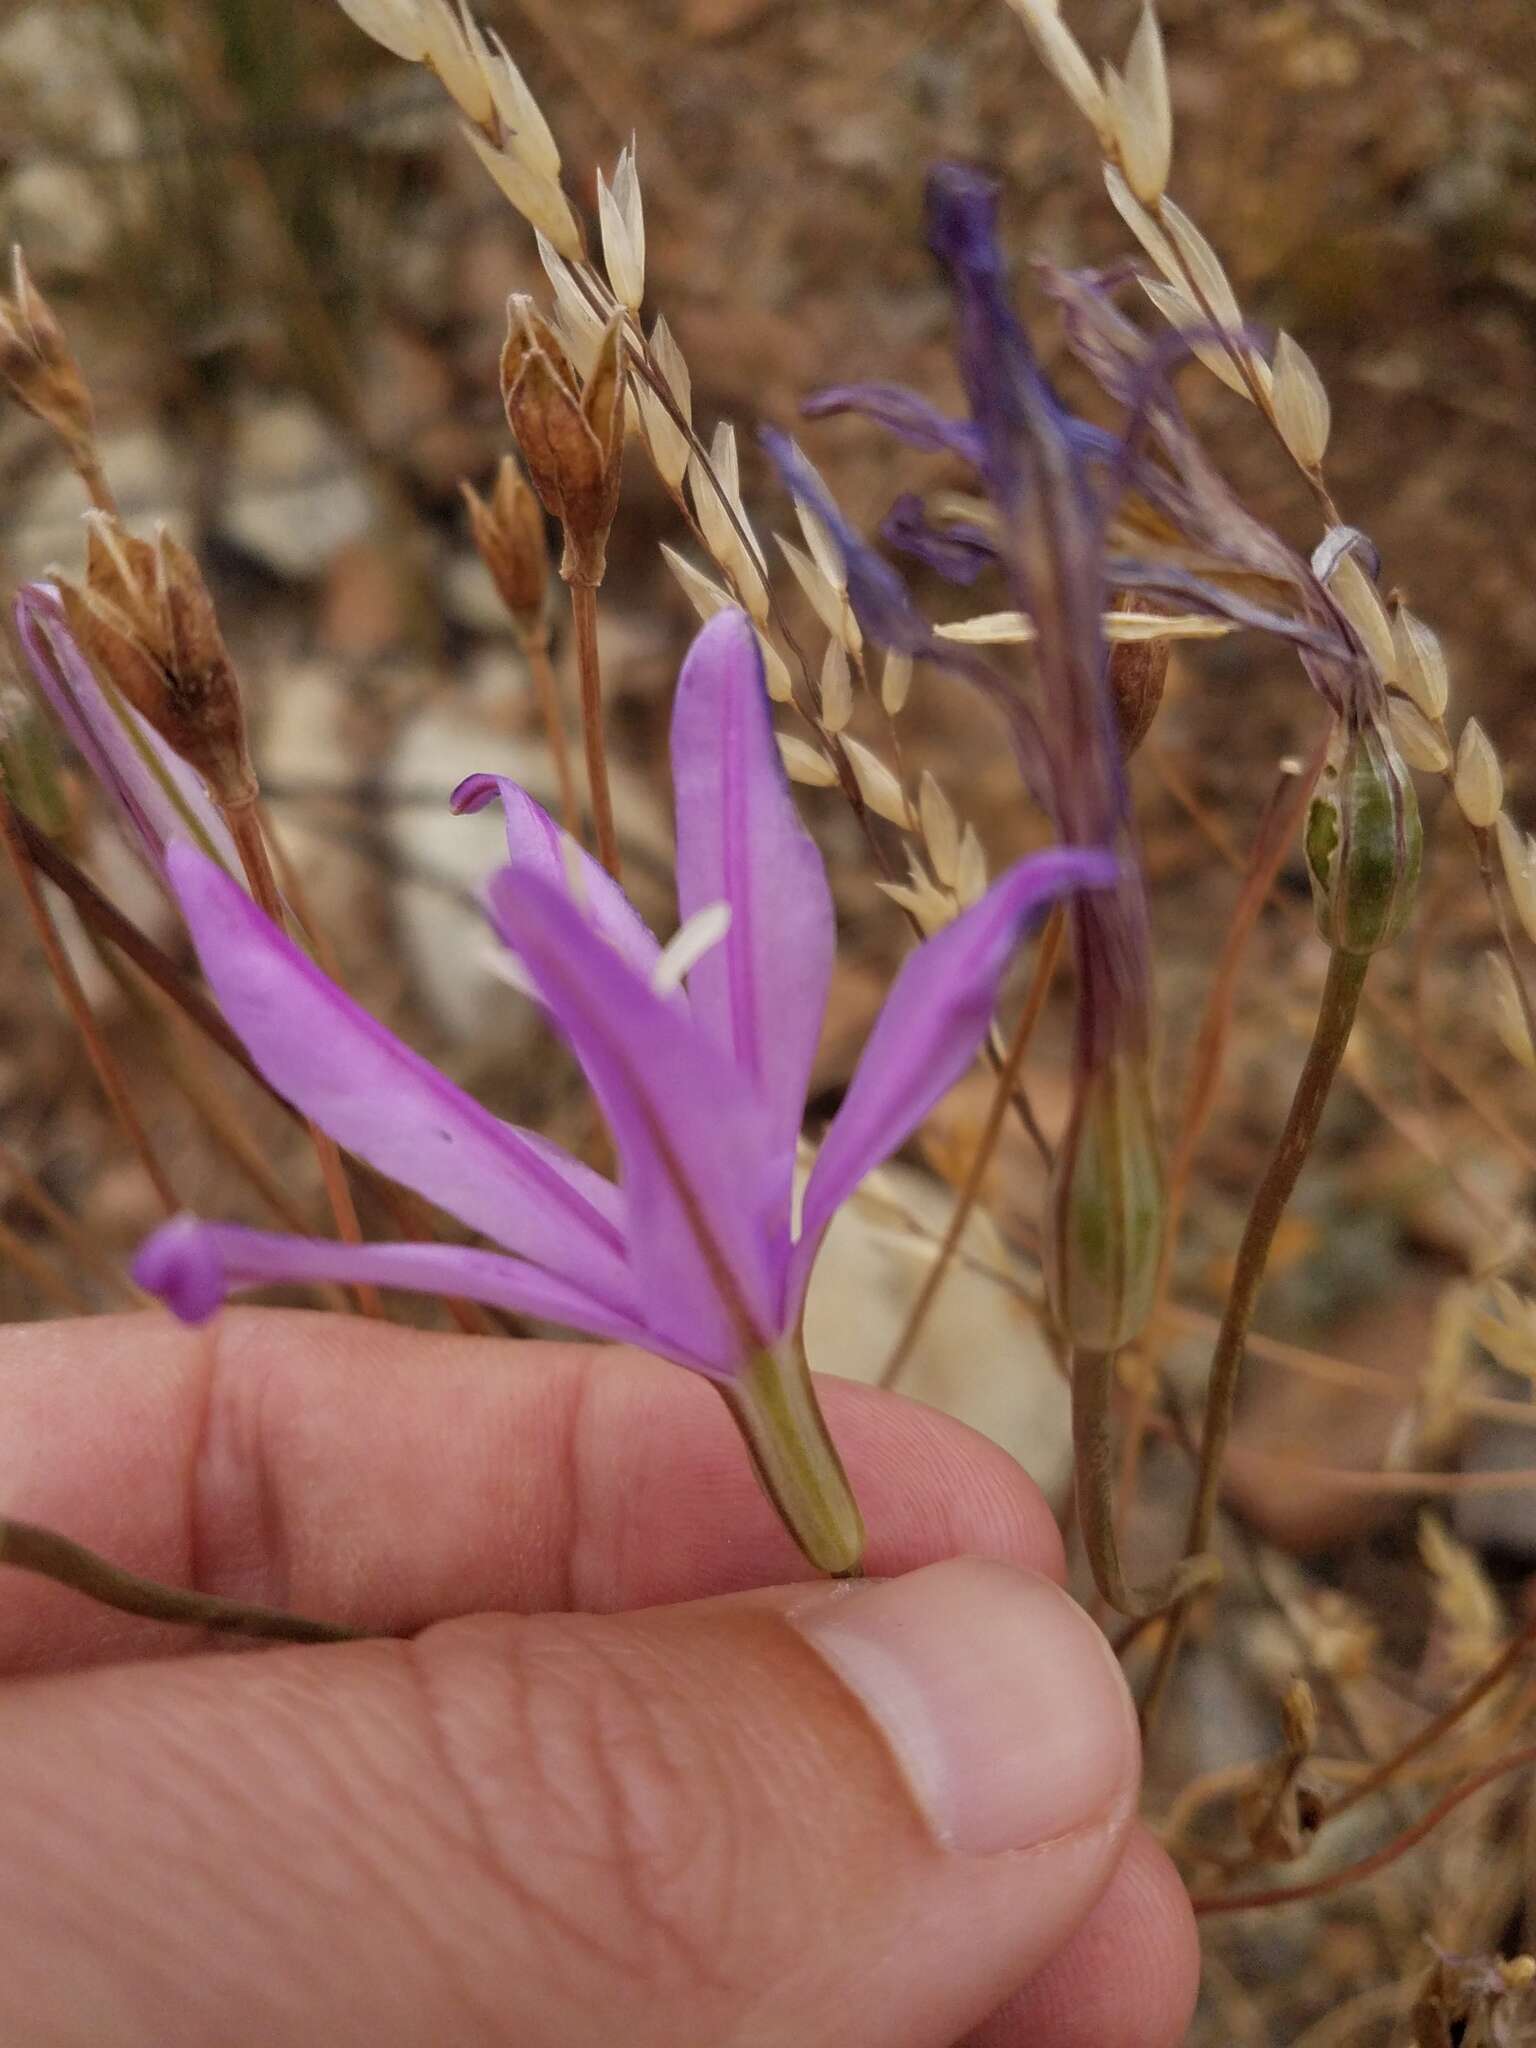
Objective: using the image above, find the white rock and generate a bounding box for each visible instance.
[256,659,375,940]
[217,396,375,578]
[8,427,194,580]
[803,1161,1074,1510]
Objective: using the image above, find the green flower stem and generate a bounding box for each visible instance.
[1073,1345,1222,1619]
[722,1338,866,1577]
[0,1517,363,1644]
[1140,943,1371,1735]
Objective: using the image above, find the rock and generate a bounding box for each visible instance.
[217,395,375,578]
[380,702,671,1046]
[803,1160,1074,1511]
[256,659,380,945]
[8,428,194,580]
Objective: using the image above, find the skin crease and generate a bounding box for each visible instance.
[0,1310,1199,2046]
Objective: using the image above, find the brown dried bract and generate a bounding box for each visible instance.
[0,249,96,466]
[500,296,625,587]
[59,517,255,807]
[461,455,549,638]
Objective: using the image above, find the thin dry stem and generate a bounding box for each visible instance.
[879,904,1065,1391]
[568,580,621,879]
[525,632,582,839]
[0,793,179,1216]
[0,1515,363,1645]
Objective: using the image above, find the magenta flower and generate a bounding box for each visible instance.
[133,610,1110,1567]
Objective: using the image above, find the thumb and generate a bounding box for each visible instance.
[0,1558,1140,2048]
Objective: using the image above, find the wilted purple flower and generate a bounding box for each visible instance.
[13,582,239,882]
[133,609,1112,1569]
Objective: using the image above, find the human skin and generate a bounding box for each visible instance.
[0,1310,1199,2046]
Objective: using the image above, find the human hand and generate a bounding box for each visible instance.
[0,1310,1197,2046]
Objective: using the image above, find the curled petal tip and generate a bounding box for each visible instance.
[449,772,500,816]
[132,1217,228,1325]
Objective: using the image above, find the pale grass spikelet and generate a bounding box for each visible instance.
[879,859,957,937]
[660,543,733,623]
[1113,5,1173,209]
[918,772,961,889]
[880,649,913,716]
[1476,1280,1536,1382]
[1484,951,1535,1071]
[820,640,853,734]
[1271,332,1331,469]
[776,733,838,789]
[955,823,989,907]
[480,28,561,181]
[633,315,692,492]
[795,494,847,598]
[1324,550,1397,683]
[1495,813,1536,945]
[1004,0,1114,148]
[1454,717,1502,829]
[417,0,494,127]
[777,535,844,642]
[756,632,794,705]
[1392,604,1449,720]
[1418,1513,1505,1682]
[689,425,769,625]
[1103,165,1181,283]
[535,235,608,374]
[1157,197,1243,336]
[1140,279,1266,400]
[332,0,427,62]
[843,736,911,826]
[465,127,581,260]
[937,609,1233,646]
[1387,696,1450,775]
[597,145,645,314]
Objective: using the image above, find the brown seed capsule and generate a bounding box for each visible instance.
[461,455,549,639]
[1304,720,1421,955]
[500,296,625,587]
[1106,589,1169,755]
[0,249,97,465]
[1045,1049,1165,1353]
[59,517,255,808]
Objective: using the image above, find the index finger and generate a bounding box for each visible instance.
[0,1308,1065,1673]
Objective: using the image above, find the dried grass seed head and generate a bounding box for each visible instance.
[1484,950,1535,1071]
[332,0,428,62]
[597,144,646,313]
[688,424,770,624]
[918,771,961,887]
[880,649,914,716]
[1005,0,1114,147]
[1271,332,1332,469]
[1387,695,1450,774]
[1392,603,1450,720]
[820,640,853,733]
[633,314,692,492]
[843,735,911,826]
[1111,5,1173,209]
[464,126,582,260]
[776,732,838,789]
[1454,717,1502,829]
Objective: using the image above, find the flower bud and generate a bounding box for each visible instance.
[461,455,548,639]
[500,296,626,587]
[58,516,255,808]
[1303,722,1422,955]
[0,249,96,465]
[1046,1050,1165,1353]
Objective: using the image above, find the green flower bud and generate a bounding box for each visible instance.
[0,683,72,842]
[1304,722,1422,955]
[1046,1050,1165,1353]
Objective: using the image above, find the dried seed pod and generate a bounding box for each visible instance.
[1303,721,1422,955]
[0,249,97,466]
[59,519,255,807]
[1453,718,1502,830]
[501,297,625,586]
[461,455,548,638]
[1106,591,1169,754]
[1045,1050,1165,1353]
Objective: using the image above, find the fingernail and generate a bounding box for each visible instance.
[792,1557,1136,1856]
